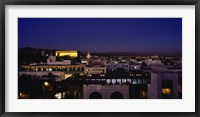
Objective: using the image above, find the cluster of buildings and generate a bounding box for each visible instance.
[19,50,182,99]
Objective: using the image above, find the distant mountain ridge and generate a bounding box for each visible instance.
[18,47,181,57]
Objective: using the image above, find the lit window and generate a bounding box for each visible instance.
[100,74,105,77]
[138,79,142,84]
[137,74,142,76]
[162,88,171,95]
[140,91,146,98]
[132,79,137,84]
[122,79,126,83]
[87,74,92,77]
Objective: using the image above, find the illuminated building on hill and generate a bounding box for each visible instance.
[56,50,78,57]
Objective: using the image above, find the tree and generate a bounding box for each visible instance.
[141,61,148,69]
[46,72,58,81]
[18,74,44,99]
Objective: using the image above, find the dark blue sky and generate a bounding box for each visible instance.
[18,18,182,56]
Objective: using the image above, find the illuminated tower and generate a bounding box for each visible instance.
[86,52,91,59]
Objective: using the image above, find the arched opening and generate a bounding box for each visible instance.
[89,92,102,99]
[110,92,123,99]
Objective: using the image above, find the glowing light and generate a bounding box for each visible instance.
[100,74,105,77]
[162,88,171,95]
[87,74,92,77]
[44,82,49,86]
[140,91,146,98]
[55,93,62,99]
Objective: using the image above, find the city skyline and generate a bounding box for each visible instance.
[18,18,182,56]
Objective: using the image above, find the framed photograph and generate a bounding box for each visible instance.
[0,0,199,116]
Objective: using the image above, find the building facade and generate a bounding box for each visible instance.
[147,70,179,99]
[19,64,84,80]
[84,66,107,75]
[83,84,129,99]
[55,50,78,57]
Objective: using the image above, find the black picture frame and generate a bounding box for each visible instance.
[0,0,199,117]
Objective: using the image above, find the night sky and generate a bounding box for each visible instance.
[18,18,182,56]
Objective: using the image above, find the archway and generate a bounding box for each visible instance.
[110,92,123,99]
[89,92,102,99]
